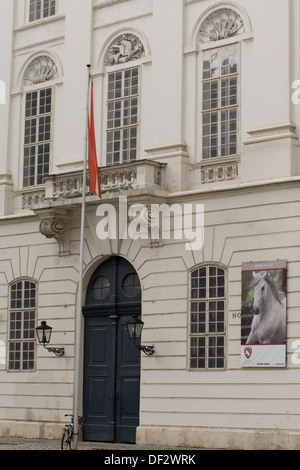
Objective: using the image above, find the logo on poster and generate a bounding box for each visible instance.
[244,347,252,359]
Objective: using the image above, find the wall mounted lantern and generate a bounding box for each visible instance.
[127,315,155,356]
[36,321,65,357]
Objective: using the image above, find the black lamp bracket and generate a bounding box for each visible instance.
[138,345,155,356]
[44,346,65,357]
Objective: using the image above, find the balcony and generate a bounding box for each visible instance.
[23,159,167,256]
[45,159,167,200]
[21,159,167,210]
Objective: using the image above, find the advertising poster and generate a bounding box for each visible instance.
[241,260,287,367]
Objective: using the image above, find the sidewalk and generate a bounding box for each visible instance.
[0,437,203,451]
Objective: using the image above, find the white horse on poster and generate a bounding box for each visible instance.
[246,271,286,345]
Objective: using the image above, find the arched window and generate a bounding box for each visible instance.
[190,265,226,370]
[8,280,37,371]
[199,8,244,161]
[104,34,145,166]
[22,56,58,187]
[194,6,253,186]
[202,43,239,159]
[29,0,56,22]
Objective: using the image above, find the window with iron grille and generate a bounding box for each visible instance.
[106,67,139,165]
[23,88,52,187]
[202,44,239,159]
[29,0,56,22]
[8,280,37,371]
[190,266,226,369]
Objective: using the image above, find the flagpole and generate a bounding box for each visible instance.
[73,64,91,450]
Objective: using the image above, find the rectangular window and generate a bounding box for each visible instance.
[8,281,37,371]
[23,88,52,187]
[29,0,56,22]
[106,68,139,165]
[190,266,226,370]
[202,44,239,159]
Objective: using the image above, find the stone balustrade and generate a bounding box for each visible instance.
[42,159,167,200]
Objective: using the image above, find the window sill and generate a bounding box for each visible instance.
[15,14,65,32]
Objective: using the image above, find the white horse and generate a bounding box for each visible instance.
[246,271,286,345]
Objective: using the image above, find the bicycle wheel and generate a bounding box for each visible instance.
[61,429,72,450]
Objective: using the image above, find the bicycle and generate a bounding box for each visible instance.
[61,414,83,450]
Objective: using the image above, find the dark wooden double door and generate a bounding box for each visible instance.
[82,257,141,443]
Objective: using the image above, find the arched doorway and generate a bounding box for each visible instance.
[82,256,141,443]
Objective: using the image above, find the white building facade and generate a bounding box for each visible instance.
[1,0,300,450]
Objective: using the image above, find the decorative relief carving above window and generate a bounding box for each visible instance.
[104,34,145,66]
[199,8,244,43]
[23,56,58,86]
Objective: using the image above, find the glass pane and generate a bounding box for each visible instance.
[190,337,206,369]
[221,44,238,76]
[122,274,141,297]
[221,109,237,157]
[107,72,122,100]
[209,300,225,334]
[221,77,238,108]
[38,115,51,142]
[23,147,36,187]
[92,276,110,300]
[107,69,139,165]
[124,68,139,96]
[50,0,56,16]
[24,118,37,145]
[9,343,21,370]
[203,49,219,79]
[190,302,206,334]
[203,80,218,111]
[37,144,50,184]
[29,0,41,21]
[39,88,52,114]
[22,342,35,370]
[24,282,36,308]
[25,92,38,117]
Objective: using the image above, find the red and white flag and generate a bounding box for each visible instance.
[88,76,101,198]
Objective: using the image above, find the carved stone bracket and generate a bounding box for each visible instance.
[125,199,164,249]
[39,210,71,257]
[145,204,164,249]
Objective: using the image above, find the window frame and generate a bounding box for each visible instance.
[8,279,37,372]
[28,0,57,23]
[189,265,227,371]
[105,65,140,166]
[200,40,240,161]
[22,82,54,189]
[23,85,53,188]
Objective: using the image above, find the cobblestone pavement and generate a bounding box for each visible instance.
[0,437,203,451]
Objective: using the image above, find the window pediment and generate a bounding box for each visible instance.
[23,56,58,86]
[104,34,145,66]
[199,8,245,44]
